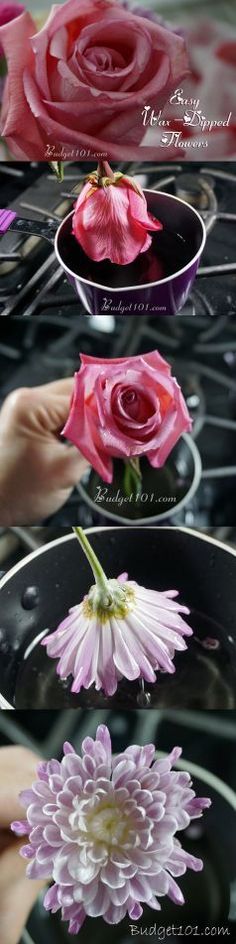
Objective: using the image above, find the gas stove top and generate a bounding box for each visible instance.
[0,161,236,317]
[0,314,236,527]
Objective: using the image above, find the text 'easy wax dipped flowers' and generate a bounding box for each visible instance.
[0,0,188,160]
[72,162,163,265]
[11,725,211,934]
[63,351,192,484]
[42,528,192,696]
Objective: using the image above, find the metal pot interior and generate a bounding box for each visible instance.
[56,191,205,291]
[77,434,201,525]
[0,529,235,710]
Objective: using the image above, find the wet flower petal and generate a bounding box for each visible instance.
[72,170,163,265]
[42,573,192,695]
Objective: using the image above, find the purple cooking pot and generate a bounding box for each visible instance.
[0,190,206,315]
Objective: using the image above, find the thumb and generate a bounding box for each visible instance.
[0,841,46,944]
[0,748,41,828]
[0,383,74,441]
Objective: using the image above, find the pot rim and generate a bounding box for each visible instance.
[77,431,202,525]
[1,526,236,711]
[1,525,236,593]
[54,190,206,293]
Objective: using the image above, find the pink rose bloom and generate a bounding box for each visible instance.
[63,352,192,483]
[0,0,188,160]
[72,169,163,265]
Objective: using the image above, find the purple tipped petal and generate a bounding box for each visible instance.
[63,742,75,755]
[129,902,143,919]
[20,845,35,859]
[44,885,60,912]
[11,819,28,835]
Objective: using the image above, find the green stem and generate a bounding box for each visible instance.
[49,161,64,182]
[73,527,110,597]
[123,458,142,499]
[97,160,114,179]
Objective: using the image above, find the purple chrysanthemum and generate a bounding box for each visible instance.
[42,581,191,696]
[11,726,211,934]
[41,529,192,696]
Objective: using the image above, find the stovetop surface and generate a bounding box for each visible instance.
[0,162,236,317]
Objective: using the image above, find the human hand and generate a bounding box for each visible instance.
[0,746,46,944]
[0,379,88,523]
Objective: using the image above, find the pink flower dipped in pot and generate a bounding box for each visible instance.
[63,351,192,516]
[0,0,189,160]
[72,163,163,265]
[11,724,211,934]
[54,166,206,315]
[0,161,206,315]
[41,527,192,696]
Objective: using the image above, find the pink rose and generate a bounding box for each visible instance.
[72,166,163,264]
[0,0,188,160]
[63,352,192,483]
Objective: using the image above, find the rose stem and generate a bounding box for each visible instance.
[73,527,111,599]
[97,161,115,180]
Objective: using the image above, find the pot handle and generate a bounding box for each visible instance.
[0,209,58,242]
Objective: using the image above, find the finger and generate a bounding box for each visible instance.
[0,878,45,944]
[0,748,40,827]
[0,380,75,438]
[0,391,72,440]
[30,378,75,397]
[0,841,45,944]
[44,443,89,489]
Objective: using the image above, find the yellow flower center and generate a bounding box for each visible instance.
[70,796,132,850]
[87,801,128,845]
[83,579,135,623]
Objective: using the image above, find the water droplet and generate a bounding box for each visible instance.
[12,639,20,651]
[136,690,151,707]
[186,823,204,840]
[21,586,40,610]
[201,637,220,651]
[1,641,9,654]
